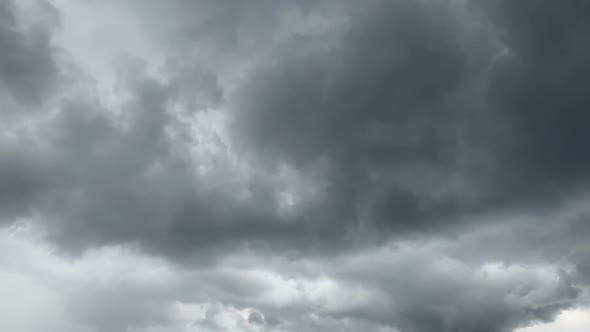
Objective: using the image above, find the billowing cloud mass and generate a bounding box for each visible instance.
[1,0,589,331]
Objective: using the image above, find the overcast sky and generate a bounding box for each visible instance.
[1,0,590,331]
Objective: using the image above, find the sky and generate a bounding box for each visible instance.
[1,0,589,331]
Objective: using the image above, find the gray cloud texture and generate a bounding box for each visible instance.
[1,0,590,331]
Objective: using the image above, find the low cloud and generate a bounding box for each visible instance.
[1,0,590,331]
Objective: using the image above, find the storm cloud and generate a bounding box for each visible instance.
[1,0,590,331]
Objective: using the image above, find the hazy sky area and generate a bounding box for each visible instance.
[1,0,590,331]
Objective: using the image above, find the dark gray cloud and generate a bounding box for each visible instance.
[0,0,62,221]
[0,145,53,221]
[230,0,590,245]
[231,0,500,239]
[1,0,590,331]
[485,0,590,195]
[0,0,62,107]
[30,70,277,255]
[247,311,264,325]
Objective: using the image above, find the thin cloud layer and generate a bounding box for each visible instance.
[1,0,590,331]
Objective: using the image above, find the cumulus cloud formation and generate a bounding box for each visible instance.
[1,0,589,331]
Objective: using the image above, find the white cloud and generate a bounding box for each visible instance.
[517,309,590,332]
